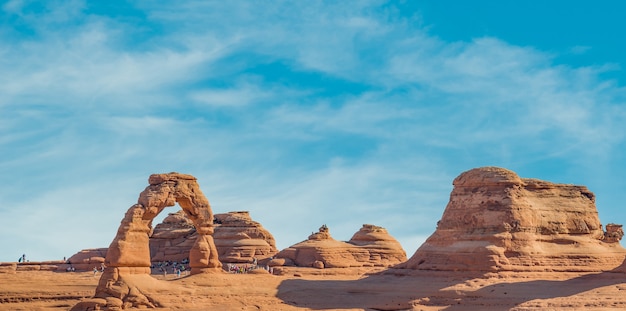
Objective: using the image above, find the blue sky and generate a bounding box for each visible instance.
[1,1,625,262]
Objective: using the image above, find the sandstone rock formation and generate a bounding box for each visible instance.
[273,224,406,268]
[149,210,277,264]
[604,223,624,243]
[348,224,407,265]
[72,173,221,311]
[1,260,69,274]
[149,210,197,263]
[398,167,626,273]
[213,211,278,263]
[0,263,16,274]
[66,248,107,271]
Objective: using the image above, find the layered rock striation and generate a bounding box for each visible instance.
[399,167,626,272]
[348,224,407,265]
[149,210,195,262]
[149,210,277,264]
[213,211,278,263]
[273,224,406,268]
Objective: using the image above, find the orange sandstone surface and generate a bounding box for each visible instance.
[399,167,626,272]
[272,224,406,269]
[150,210,279,264]
[2,167,626,311]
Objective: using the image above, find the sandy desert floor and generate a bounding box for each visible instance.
[2,268,626,311]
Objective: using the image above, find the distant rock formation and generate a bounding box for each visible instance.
[0,263,17,274]
[149,210,195,262]
[68,210,278,272]
[66,248,107,271]
[214,211,278,263]
[72,173,221,311]
[0,261,66,273]
[149,210,277,264]
[604,224,624,243]
[398,167,626,272]
[348,224,407,264]
[272,224,406,268]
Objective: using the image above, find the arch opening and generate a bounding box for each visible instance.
[105,172,221,273]
[79,173,222,310]
[147,202,197,264]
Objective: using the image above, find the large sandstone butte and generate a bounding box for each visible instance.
[150,210,278,264]
[399,166,626,273]
[272,224,406,269]
[72,173,221,311]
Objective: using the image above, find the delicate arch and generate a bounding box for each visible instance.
[105,172,221,272]
[73,173,222,310]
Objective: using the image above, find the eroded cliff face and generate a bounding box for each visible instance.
[399,167,626,272]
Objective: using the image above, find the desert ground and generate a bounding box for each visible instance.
[2,267,626,311]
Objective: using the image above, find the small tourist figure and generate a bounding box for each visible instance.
[161,266,167,278]
[93,267,98,276]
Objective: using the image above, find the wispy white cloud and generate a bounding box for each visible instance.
[1,1,626,261]
[187,78,297,108]
[205,156,452,251]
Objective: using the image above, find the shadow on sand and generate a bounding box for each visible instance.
[276,263,626,310]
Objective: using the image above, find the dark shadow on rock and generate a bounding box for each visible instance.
[276,263,626,310]
[443,271,626,311]
[276,270,476,310]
